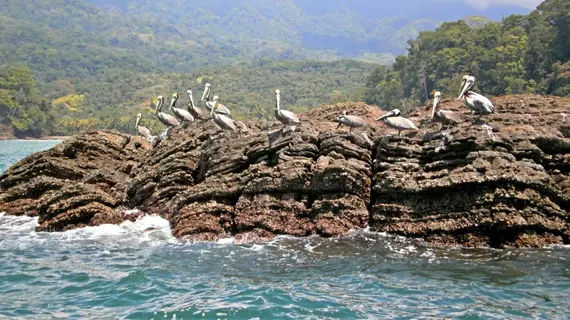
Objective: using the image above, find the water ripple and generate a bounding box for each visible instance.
[1,213,570,319]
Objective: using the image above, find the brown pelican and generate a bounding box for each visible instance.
[155,96,180,127]
[458,75,495,116]
[201,83,231,115]
[275,89,300,132]
[169,93,194,124]
[376,109,418,135]
[210,96,236,132]
[187,89,207,121]
[135,113,154,141]
[432,91,461,130]
[333,111,365,132]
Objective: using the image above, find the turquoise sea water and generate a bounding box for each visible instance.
[1,140,570,319]
[0,140,62,173]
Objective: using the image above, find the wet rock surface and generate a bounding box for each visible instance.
[1,95,569,248]
[0,131,149,230]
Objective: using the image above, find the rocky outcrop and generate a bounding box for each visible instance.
[0,131,149,230]
[124,103,382,242]
[370,95,570,247]
[1,95,569,248]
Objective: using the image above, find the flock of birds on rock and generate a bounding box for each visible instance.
[135,76,496,146]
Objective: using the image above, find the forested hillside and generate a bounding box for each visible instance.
[0,60,376,137]
[86,0,531,57]
[364,0,570,111]
[0,0,539,137]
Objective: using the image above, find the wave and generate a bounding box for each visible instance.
[0,212,177,247]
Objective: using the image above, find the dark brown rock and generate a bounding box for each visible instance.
[0,130,150,230]
[125,103,381,242]
[370,94,570,248]
[1,96,569,248]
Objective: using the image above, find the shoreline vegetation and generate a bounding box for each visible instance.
[0,0,568,140]
[0,135,69,141]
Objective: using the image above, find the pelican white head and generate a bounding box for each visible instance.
[432,91,442,118]
[458,75,475,99]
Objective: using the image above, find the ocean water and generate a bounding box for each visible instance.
[0,140,62,173]
[1,141,570,319]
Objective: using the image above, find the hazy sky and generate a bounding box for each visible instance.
[464,0,543,9]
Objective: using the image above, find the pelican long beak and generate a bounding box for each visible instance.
[458,79,468,99]
[431,96,440,118]
[169,96,176,111]
[275,92,280,110]
[135,116,140,128]
[155,97,163,112]
[376,111,394,121]
[458,81,470,100]
[210,100,217,116]
[201,87,209,101]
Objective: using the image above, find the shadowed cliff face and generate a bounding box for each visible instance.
[1,95,569,248]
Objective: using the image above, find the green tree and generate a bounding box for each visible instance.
[364,1,570,110]
[364,66,406,109]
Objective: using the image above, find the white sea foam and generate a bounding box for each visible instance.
[0,212,177,246]
[123,208,142,215]
[0,212,39,234]
[304,243,317,253]
[217,237,236,244]
[59,214,177,245]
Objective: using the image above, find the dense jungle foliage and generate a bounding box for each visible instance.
[0,0,547,137]
[364,0,570,111]
[0,60,377,137]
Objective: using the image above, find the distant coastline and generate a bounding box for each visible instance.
[0,135,70,141]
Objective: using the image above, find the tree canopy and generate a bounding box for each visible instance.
[0,0,557,137]
[364,0,570,111]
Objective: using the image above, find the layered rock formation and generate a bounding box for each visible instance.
[0,131,149,230]
[371,95,570,247]
[124,103,382,243]
[1,95,569,248]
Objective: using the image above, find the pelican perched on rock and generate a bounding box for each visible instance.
[187,90,207,121]
[432,91,461,130]
[201,83,231,116]
[169,93,194,125]
[155,96,180,127]
[333,111,365,132]
[376,109,418,136]
[135,113,154,142]
[210,95,236,133]
[275,89,300,133]
[458,75,495,116]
